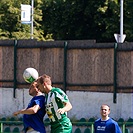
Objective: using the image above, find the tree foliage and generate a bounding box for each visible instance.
[0,0,46,40]
[0,0,133,42]
[41,0,119,42]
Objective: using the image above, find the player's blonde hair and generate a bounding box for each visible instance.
[38,74,52,85]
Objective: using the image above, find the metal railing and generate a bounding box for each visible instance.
[0,121,133,133]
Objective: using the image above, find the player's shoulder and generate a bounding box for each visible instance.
[34,95,45,100]
[40,95,46,99]
[52,87,60,91]
[109,118,116,122]
[51,87,67,98]
[108,118,118,124]
[95,118,101,123]
[52,87,64,93]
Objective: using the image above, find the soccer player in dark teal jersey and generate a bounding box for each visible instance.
[37,74,72,133]
[94,104,122,133]
[13,81,46,133]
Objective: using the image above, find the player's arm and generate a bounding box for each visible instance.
[13,104,40,116]
[57,101,72,114]
[115,123,122,133]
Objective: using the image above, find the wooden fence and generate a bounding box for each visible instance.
[0,39,133,102]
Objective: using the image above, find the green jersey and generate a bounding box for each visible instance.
[45,87,69,123]
[45,87,72,133]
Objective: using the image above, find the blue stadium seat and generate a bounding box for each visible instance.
[89,117,95,122]
[126,118,133,127]
[118,118,124,126]
[74,128,82,133]
[12,127,20,133]
[4,127,11,133]
[9,117,16,121]
[0,117,6,121]
[88,117,95,126]
[84,128,91,133]
[77,118,87,126]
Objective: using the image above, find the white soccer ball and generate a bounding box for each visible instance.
[23,67,39,83]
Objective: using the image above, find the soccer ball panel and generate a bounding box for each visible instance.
[23,67,39,83]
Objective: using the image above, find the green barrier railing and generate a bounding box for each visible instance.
[0,121,133,133]
[0,121,23,133]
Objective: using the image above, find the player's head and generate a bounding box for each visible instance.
[36,74,52,93]
[100,104,110,119]
[29,81,41,96]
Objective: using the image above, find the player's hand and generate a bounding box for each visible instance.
[13,111,20,116]
[57,108,65,114]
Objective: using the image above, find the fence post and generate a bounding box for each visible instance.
[63,41,67,93]
[91,123,94,133]
[113,43,117,103]
[122,123,125,133]
[0,123,3,133]
[13,40,18,98]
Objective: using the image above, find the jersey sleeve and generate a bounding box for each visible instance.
[34,96,45,108]
[112,122,122,133]
[115,123,122,133]
[55,88,69,103]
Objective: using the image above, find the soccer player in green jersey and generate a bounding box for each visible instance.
[36,74,72,133]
